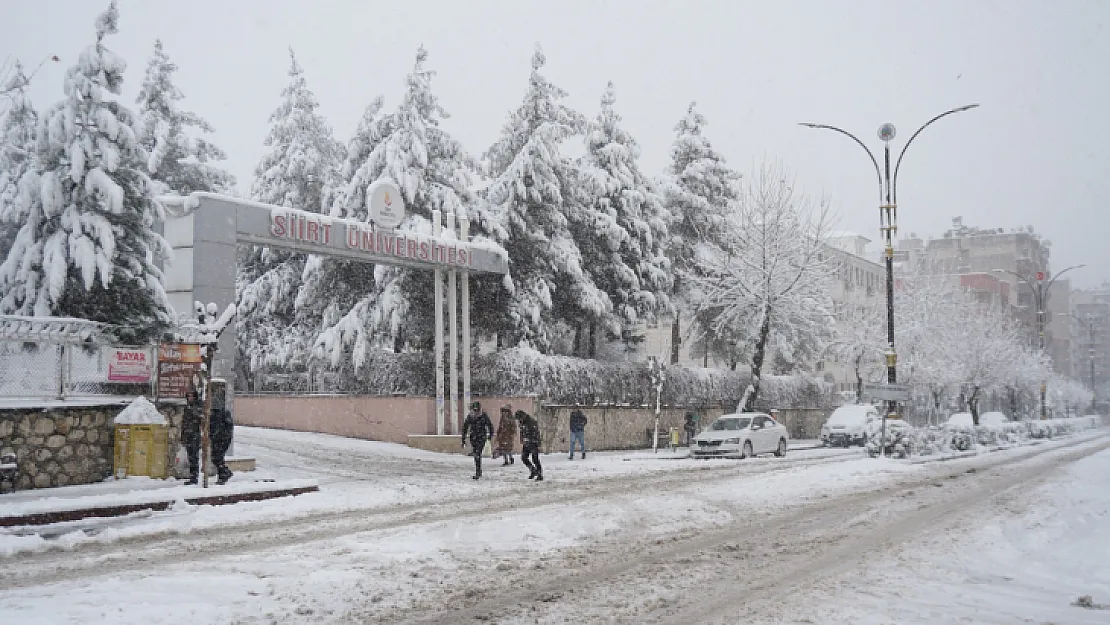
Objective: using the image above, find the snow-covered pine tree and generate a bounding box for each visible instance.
[481,45,600,353]
[573,82,671,356]
[0,62,38,263]
[659,102,741,364]
[297,97,392,369]
[136,39,234,195]
[0,2,171,342]
[237,49,344,375]
[313,46,482,366]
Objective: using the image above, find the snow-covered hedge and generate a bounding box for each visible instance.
[870,416,1104,457]
[254,346,835,409]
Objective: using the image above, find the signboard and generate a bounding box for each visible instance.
[185,192,506,275]
[863,382,911,401]
[107,348,153,383]
[157,343,203,399]
[368,180,405,229]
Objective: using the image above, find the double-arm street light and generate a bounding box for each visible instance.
[993,265,1085,419]
[800,105,979,429]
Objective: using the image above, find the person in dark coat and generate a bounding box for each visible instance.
[684,412,698,446]
[461,402,494,480]
[209,382,234,485]
[515,410,543,482]
[182,388,203,485]
[494,405,517,466]
[568,409,587,460]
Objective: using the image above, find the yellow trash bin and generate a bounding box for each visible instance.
[112,397,170,479]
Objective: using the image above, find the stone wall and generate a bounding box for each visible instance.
[0,400,184,492]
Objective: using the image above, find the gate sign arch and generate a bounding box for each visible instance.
[160,189,507,435]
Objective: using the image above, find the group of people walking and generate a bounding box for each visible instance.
[460,402,556,481]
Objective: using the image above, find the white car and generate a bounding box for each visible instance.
[820,405,881,447]
[690,413,789,459]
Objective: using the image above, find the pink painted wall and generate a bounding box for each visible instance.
[234,395,538,443]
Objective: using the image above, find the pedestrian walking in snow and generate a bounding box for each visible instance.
[515,410,543,482]
[494,405,517,466]
[568,409,587,460]
[182,388,203,485]
[209,382,234,485]
[462,402,494,480]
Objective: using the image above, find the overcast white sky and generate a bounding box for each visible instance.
[4,0,1108,287]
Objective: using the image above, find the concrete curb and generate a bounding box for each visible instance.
[0,484,319,528]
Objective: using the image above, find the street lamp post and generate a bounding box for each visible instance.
[801,105,979,450]
[994,265,1085,419]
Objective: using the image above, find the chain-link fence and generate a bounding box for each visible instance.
[0,339,155,400]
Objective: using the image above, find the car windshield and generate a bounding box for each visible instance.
[709,417,751,431]
[827,406,874,426]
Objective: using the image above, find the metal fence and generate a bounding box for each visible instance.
[0,316,155,400]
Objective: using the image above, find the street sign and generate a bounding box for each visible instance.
[863,382,911,401]
[1036,271,1046,281]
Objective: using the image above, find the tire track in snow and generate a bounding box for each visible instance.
[1,449,858,588]
[378,433,1110,624]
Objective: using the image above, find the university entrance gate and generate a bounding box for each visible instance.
[159,183,508,435]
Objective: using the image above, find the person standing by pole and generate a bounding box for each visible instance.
[182,388,203,485]
[461,402,494,480]
[568,409,587,460]
[515,410,543,482]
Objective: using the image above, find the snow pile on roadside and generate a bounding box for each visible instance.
[879,416,1103,457]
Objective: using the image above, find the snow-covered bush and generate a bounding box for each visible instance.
[253,345,834,409]
[885,416,1103,457]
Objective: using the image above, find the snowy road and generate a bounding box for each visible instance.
[1,427,1107,624]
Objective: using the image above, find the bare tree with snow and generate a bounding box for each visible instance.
[826,297,888,403]
[694,165,836,412]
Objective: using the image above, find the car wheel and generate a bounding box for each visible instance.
[741,441,753,459]
[774,438,786,457]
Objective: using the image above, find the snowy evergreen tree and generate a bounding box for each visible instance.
[573,82,671,355]
[0,62,38,263]
[313,46,482,367]
[480,45,598,353]
[298,97,392,369]
[659,102,741,364]
[0,2,171,341]
[135,39,234,195]
[237,49,344,373]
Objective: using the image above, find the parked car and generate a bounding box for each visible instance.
[690,413,789,459]
[820,404,881,447]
